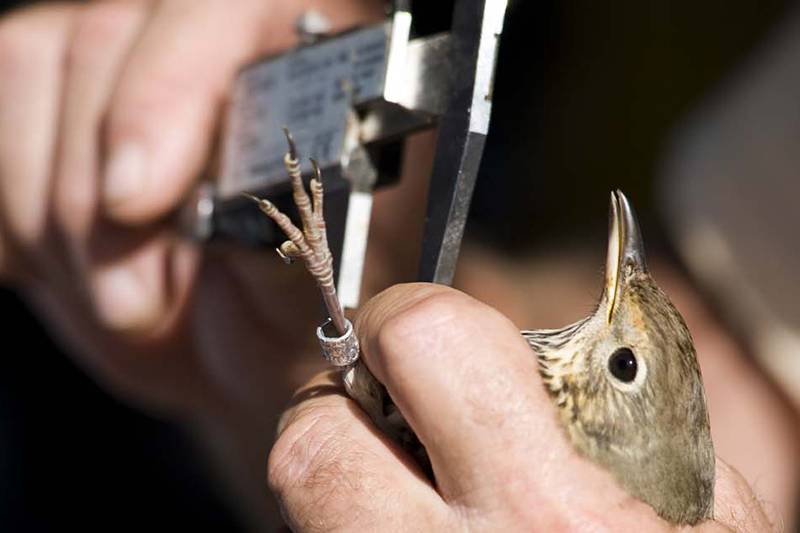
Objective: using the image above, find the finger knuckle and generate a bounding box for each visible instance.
[106,76,174,143]
[67,2,138,70]
[376,288,491,362]
[106,54,198,141]
[268,402,370,528]
[268,400,349,495]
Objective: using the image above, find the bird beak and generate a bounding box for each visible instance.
[605,190,648,322]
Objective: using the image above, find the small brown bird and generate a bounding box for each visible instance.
[251,135,714,526]
[521,191,714,525]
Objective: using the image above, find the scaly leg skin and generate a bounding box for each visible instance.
[245,129,429,473]
[244,128,345,334]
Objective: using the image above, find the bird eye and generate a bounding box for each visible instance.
[608,347,638,383]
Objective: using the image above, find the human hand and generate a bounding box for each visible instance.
[0,0,382,414]
[269,283,772,532]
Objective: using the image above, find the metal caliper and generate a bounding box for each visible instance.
[183,0,508,309]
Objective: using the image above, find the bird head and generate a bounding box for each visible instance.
[525,191,715,525]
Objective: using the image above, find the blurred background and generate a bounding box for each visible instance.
[1,0,797,531]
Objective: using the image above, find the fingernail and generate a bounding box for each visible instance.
[104,143,147,207]
[94,264,160,331]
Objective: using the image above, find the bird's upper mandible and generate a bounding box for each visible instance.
[526,190,715,525]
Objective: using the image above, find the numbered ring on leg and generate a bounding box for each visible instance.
[317,318,360,367]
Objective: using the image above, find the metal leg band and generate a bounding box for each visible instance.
[317,318,360,367]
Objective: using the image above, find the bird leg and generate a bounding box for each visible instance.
[246,128,426,473]
[243,128,347,336]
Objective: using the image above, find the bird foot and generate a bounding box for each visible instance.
[243,128,347,335]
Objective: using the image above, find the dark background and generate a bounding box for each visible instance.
[0,0,790,531]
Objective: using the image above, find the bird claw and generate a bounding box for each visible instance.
[246,128,347,335]
[277,241,301,264]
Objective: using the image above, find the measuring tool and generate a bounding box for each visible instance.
[183,0,508,308]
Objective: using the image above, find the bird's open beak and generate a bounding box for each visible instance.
[605,190,647,322]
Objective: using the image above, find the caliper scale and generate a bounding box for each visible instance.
[185,1,508,309]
